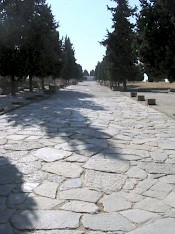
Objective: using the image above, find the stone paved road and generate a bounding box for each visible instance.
[0,81,175,234]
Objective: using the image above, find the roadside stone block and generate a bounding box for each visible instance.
[145,99,156,105]
[137,95,145,101]
[130,92,137,97]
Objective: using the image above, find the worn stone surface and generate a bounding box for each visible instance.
[127,167,147,179]
[164,191,175,208]
[0,81,175,232]
[121,209,159,224]
[82,212,135,231]
[84,170,127,192]
[34,147,72,162]
[60,178,82,190]
[11,210,81,229]
[61,201,99,213]
[42,161,83,178]
[4,141,43,151]
[129,218,175,234]
[34,181,58,199]
[59,188,102,203]
[145,162,175,174]
[135,197,170,213]
[18,196,63,210]
[83,158,130,173]
[102,193,132,211]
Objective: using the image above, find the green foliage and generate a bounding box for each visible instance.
[136,0,175,82]
[95,57,109,81]
[61,36,80,81]
[0,0,62,93]
[102,0,138,90]
[90,70,95,76]
[83,70,89,76]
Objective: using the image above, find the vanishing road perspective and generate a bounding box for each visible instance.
[0,81,175,233]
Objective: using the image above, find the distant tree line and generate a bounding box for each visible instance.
[0,0,83,95]
[95,0,175,90]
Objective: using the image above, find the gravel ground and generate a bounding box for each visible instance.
[121,91,175,120]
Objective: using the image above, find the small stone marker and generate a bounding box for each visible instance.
[130,92,137,97]
[145,99,156,105]
[137,95,145,101]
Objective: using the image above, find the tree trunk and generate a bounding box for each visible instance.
[29,75,33,92]
[123,79,127,91]
[41,77,45,90]
[10,74,16,96]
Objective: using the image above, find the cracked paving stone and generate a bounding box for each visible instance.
[164,191,175,208]
[59,188,102,203]
[61,200,99,213]
[42,161,83,178]
[129,218,175,234]
[135,197,170,213]
[11,210,81,230]
[84,170,127,192]
[82,212,136,232]
[159,175,175,184]
[34,147,72,162]
[34,181,58,199]
[119,191,144,203]
[121,209,160,224]
[83,158,130,173]
[101,193,132,212]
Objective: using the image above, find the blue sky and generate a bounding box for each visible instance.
[46,0,140,72]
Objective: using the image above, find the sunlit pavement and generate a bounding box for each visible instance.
[0,81,175,233]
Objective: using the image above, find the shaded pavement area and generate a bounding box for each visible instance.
[0,81,175,233]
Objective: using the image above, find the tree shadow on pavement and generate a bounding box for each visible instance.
[2,88,126,161]
[0,156,37,232]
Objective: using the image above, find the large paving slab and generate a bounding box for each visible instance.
[0,81,175,233]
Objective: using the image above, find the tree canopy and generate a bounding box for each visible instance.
[102,0,138,90]
[136,0,175,82]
